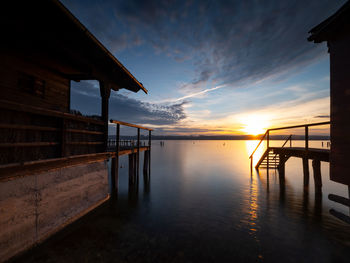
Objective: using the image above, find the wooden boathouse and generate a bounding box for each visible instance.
[250,1,350,224]
[308,0,350,187]
[0,0,151,261]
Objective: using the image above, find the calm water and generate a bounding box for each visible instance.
[16,140,350,263]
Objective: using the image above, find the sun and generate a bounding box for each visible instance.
[241,115,269,135]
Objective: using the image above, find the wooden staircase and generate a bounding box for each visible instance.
[256,149,279,169]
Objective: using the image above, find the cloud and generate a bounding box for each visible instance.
[70,80,188,125]
[158,85,226,103]
[62,0,344,89]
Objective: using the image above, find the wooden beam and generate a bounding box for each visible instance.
[328,194,350,207]
[0,142,59,147]
[0,99,104,125]
[66,129,103,135]
[100,81,110,152]
[66,142,103,145]
[0,152,112,181]
[268,121,330,132]
[110,119,153,131]
[0,124,58,131]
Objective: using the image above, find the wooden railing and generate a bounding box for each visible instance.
[249,121,330,169]
[109,119,153,194]
[271,134,293,162]
[0,100,106,165]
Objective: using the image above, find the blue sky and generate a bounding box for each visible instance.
[64,0,345,135]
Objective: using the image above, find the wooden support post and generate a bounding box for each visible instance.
[149,130,151,177]
[349,186,350,215]
[302,157,309,188]
[111,157,117,196]
[266,131,270,170]
[305,126,309,150]
[250,157,253,175]
[100,82,110,152]
[312,159,322,194]
[278,154,285,183]
[137,128,140,178]
[290,136,292,147]
[128,153,135,185]
[112,124,120,195]
[143,150,149,178]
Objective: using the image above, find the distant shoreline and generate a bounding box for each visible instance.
[109,135,330,141]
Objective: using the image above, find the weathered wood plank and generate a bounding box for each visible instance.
[0,152,112,181]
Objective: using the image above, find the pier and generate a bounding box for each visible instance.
[250,121,350,224]
[108,119,152,196]
[250,122,330,194]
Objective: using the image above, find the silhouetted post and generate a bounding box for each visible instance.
[312,159,322,194]
[111,157,116,196]
[250,157,253,175]
[143,150,149,182]
[302,157,309,188]
[149,130,151,177]
[129,153,135,185]
[111,124,120,196]
[100,82,110,151]
[137,128,140,178]
[115,124,120,191]
[278,154,285,183]
[290,135,292,147]
[305,126,309,150]
[267,130,270,169]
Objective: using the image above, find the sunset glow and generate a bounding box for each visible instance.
[241,115,269,135]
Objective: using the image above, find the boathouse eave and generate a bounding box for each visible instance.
[307,1,350,43]
[1,0,147,94]
[53,0,148,94]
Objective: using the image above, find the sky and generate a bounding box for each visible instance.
[63,0,346,136]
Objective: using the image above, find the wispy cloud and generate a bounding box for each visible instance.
[157,85,226,103]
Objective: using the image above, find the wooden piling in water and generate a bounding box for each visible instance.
[111,157,118,195]
[278,154,285,183]
[143,150,149,177]
[302,157,309,188]
[312,159,322,194]
[129,153,135,184]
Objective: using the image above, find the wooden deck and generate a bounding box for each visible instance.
[271,147,330,162]
[107,146,150,156]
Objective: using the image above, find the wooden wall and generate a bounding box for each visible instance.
[0,52,69,112]
[0,51,106,165]
[329,31,350,185]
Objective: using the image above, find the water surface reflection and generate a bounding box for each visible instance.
[15,140,350,263]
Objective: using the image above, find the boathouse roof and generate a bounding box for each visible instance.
[2,0,147,94]
[308,1,350,43]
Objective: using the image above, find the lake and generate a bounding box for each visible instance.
[15,140,350,263]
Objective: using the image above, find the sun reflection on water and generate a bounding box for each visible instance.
[245,140,265,166]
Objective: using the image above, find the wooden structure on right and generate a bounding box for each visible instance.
[249,122,330,194]
[308,1,350,186]
[307,0,350,224]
